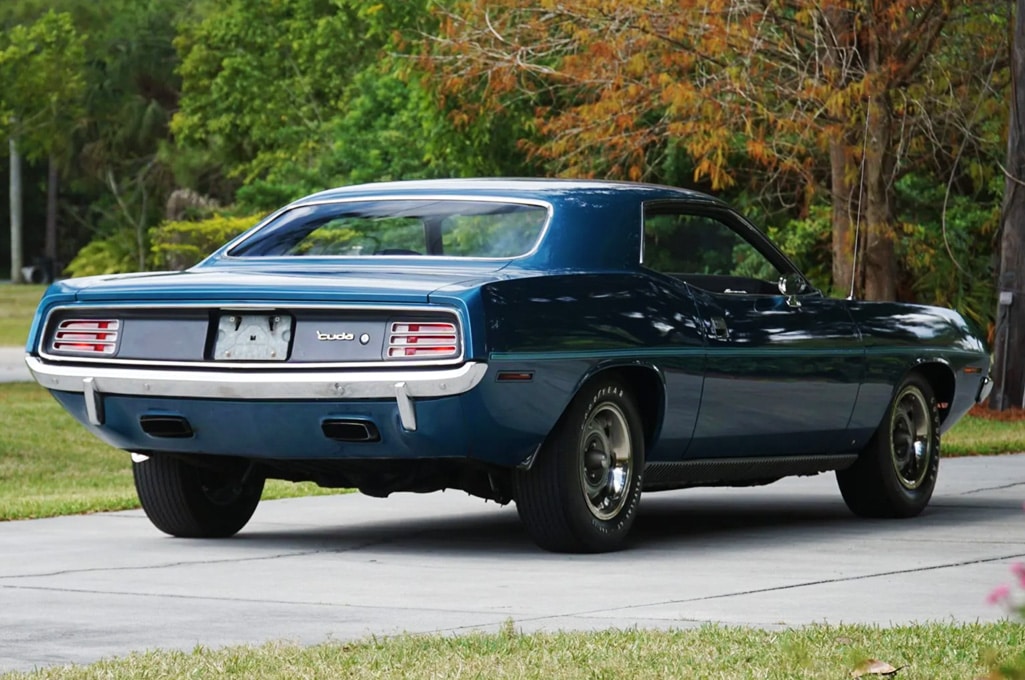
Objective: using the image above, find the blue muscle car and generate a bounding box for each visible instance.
[26,179,992,552]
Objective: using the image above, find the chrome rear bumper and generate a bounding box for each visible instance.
[26,355,487,432]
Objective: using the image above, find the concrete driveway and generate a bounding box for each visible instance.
[0,347,29,383]
[2,455,1024,672]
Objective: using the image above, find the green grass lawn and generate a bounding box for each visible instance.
[944,409,1025,455]
[1,622,1023,679]
[0,283,46,346]
[0,383,341,521]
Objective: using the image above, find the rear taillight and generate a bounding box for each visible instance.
[51,319,120,355]
[386,321,459,360]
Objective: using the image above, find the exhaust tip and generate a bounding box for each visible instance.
[322,418,380,443]
[140,415,194,439]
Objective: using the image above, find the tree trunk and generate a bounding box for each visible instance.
[860,18,897,302]
[46,153,58,266]
[991,0,1025,411]
[822,5,856,298]
[829,137,855,297]
[9,137,23,285]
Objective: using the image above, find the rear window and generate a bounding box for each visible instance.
[228,200,549,259]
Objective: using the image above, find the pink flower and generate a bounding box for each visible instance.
[988,584,1012,605]
[1012,563,1025,589]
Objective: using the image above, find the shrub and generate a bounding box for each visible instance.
[64,232,142,278]
[150,213,261,270]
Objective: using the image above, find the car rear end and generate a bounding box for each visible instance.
[28,284,484,462]
[25,193,556,509]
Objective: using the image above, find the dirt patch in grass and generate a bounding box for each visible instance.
[969,404,1025,422]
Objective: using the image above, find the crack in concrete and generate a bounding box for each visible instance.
[0,536,398,580]
[467,550,1025,625]
[639,551,1025,605]
[956,482,1025,496]
[0,582,506,619]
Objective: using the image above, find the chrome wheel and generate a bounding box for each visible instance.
[889,386,932,490]
[837,374,940,519]
[579,401,633,521]
[514,378,645,552]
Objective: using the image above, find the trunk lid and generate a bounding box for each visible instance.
[66,264,507,304]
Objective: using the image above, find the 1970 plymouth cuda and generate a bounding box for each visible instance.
[26,179,992,552]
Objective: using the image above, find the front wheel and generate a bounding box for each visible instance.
[133,454,264,538]
[514,378,645,553]
[837,375,940,518]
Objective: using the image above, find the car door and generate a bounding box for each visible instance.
[642,202,864,458]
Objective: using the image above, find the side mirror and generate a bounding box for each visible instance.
[778,273,805,308]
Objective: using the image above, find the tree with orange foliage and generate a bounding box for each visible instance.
[430,0,1003,300]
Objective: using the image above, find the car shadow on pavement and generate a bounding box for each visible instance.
[228,487,1025,556]
[630,490,1025,550]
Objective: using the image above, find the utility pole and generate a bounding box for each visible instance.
[9,136,23,284]
[992,0,1025,411]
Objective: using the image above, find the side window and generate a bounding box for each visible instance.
[643,210,782,293]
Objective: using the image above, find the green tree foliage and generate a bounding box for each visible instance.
[0,9,86,281]
[174,0,534,212]
[0,0,186,275]
[73,0,185,271]
[0,10,86,158]
[768,180,999,333]
[172,0,359,185]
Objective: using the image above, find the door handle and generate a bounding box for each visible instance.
[710,316,728,339]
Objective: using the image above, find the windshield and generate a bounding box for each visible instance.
[228,199,549,259]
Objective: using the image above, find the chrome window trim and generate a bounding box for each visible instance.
[220,195,554,262]
[37,303,466,369]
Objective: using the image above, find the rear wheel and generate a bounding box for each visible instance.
[133,454,264,538]
[515,378,645,552]
[837,375,939,518]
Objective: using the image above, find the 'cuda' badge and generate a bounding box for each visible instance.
[316,330,355,341]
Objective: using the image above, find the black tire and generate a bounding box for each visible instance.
[514,378,645,553]
[133,454,264,538]
[837,374,940,518]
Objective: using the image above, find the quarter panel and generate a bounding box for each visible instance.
[480,273,706,461]
[846,301,989,437]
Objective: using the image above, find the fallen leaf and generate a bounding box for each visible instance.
[851,658,904,678]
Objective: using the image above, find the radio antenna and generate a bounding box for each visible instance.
[848,97,871,301]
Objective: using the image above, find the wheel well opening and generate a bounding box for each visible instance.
[910,363,956,423]
[601,366,664,453]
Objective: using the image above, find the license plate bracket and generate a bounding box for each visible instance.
[213,313,292,361]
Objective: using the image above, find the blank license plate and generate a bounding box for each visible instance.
[213,314,291,361]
